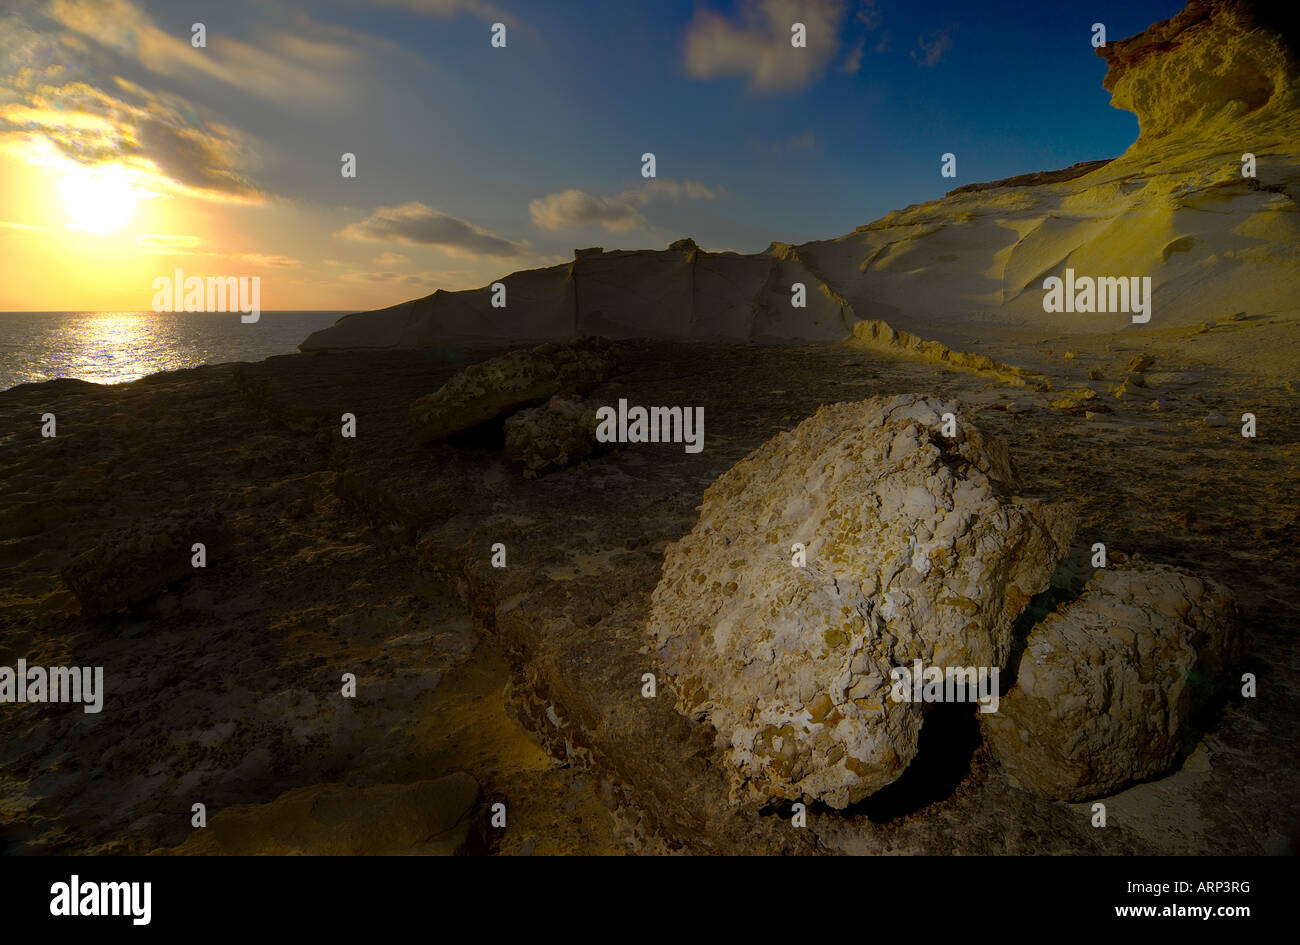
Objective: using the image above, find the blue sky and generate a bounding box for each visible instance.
[0,0,1184,309]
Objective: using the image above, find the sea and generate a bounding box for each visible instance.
[0,311,346,392]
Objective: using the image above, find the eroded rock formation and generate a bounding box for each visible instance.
[301,1,1300,362]
[409,335,619,445]
[646,395,1076,808]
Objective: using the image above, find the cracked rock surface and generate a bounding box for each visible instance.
[409,336,619,445]
[647,394,1076,808]
[984,564,1242,800]
[503,394,600,478]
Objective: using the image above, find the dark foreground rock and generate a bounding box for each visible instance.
[60,513,227,618]
[1,340,1294,855]
[171,772,482,855]
[503,394,601,478]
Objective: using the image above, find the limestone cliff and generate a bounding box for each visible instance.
[300,240,854,348]
[301,0,1300,353]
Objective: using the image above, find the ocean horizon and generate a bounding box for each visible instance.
[0,310,348,392]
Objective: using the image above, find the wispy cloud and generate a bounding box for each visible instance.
[0,220,47,235]
[135,234,300,268]
[135,234,204,253]
[49,0,363,109]
[367,0,520,26]
[777,130,818,153]
[683,0,847,92]
[911,27,955,67]
[529,179,720,233]
[0,77,262,201]
[337,202,529,257]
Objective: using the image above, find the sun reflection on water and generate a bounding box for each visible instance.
[56,311,188,385]
[0,311,342,391]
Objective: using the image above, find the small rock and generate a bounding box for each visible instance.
[1050,387,1099,415]
[503,394,600,478]
[1125,354,1155,373]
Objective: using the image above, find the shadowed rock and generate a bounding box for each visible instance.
[503,393,601,478]
[983,565,1242,800]
[60,513,227,618]
[409,336,619,445]
[170,772,482,855]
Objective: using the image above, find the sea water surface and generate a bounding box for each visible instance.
[0,311,346,392]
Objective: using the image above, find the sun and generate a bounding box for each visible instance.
[61,163,139,234]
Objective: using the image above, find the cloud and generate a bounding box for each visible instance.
[135,234,203,253]
[134,234,300,268]
[372,252,409,266]
[337,202,528,257]
[0,220,47,235]
[841,2,883,74]
[48,0,363,109]
[782,130,818,152]
[842,35,865,74]
[0,77,262,200]
[529,179,720,233]
[331,267,474,289]
[368,0,519,25]
[231,252,301,268]
[911,28,954,67]
[683,0,847,92]
[855,0,882,30]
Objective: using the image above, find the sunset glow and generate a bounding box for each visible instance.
[60,163,139,234]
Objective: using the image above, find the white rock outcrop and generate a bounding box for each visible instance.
[301,1,1299,365]
[647,395,1076,808]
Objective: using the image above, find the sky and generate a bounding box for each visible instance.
[0,0,1185,312]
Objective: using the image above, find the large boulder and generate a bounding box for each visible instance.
[983,565,1241,800]
[409,336,619,444]
[647,394,1076,809]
